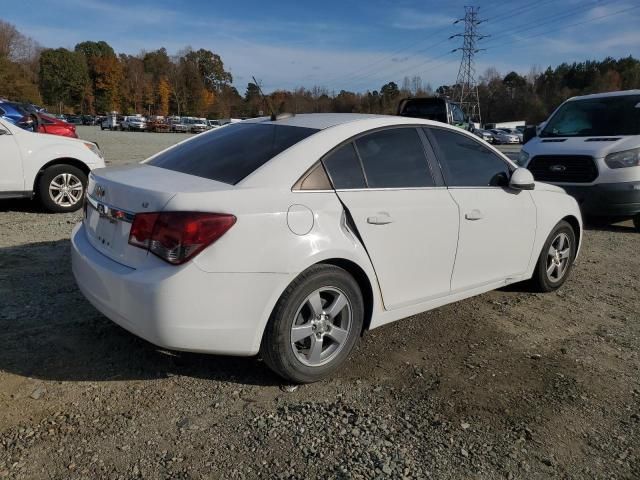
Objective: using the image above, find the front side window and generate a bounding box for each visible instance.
[451,104,465,124]
[149,123,318,184]
[355,128,434,188]
[428,128,511,187]
[541,94,640,137]
[323,143,366,189]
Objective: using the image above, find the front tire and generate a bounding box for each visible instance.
[261,265,364,383]
[37,164,87,213]
[531,220,576,292]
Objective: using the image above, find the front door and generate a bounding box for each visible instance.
[426,127,536,292]
[0,122,25,193]
[323,127,460,310]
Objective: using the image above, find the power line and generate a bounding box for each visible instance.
[318,0,530,88]
[482,2,639,51]
[329,0,565,91]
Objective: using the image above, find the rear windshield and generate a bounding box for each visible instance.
[399,99,447,122]
[148,123,318,184]
[541,94,640,137]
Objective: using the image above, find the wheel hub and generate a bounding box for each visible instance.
[313,314,331,334]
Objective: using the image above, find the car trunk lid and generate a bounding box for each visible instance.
[85,164,232,268]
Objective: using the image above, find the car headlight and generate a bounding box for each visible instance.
[517,150,530,166]
[83,142,103,159]
[604,147,640,169]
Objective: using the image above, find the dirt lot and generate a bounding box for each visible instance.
[0,127,638,479]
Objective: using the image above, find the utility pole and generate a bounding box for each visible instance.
[450,6,488,125]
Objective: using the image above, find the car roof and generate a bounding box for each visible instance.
[244,113,392,130]
[567,89,640,101]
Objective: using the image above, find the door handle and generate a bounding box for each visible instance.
[465,209,483,221]
[367,213,394,225]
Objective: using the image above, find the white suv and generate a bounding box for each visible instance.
[0,118,105,212]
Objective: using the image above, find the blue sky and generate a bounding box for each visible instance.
[2,0,639,93]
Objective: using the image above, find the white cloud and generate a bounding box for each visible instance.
[390,8,454,30]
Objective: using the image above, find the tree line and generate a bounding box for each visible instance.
[1,19,639,123]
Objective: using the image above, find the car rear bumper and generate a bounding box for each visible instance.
[560,181,640,218]
[71,223,292,356]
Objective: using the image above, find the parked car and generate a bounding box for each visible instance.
[101,113,119,131]
[66,115,83,125]
[498,127,524,143]
[397,97,474,130]
[474,129,494,143]
[489,129,520,144]
[37,113,79,138]
[168,116,189,133]
[82,115,97,125]
[183,117,208,133]
[207,119,221,129]
[0,100,32,124]
[71,113,582,383]
[121,115,147,131]
[147,116,171,133]
[520,89,640,231]
[0,117,104,212]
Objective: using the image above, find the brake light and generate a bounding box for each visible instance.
[128,212,236,265]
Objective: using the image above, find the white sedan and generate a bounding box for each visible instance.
[71,114,582,383]
[490,129,520,144]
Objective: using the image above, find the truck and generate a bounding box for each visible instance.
[397,97,474,131]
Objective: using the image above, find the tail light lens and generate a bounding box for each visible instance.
[128,212,236,265]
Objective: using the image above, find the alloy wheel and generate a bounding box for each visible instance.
[48,173,83,207]
[546,232,571,282]
[290,287,353,367]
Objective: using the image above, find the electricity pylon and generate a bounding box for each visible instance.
[450,6,488,124]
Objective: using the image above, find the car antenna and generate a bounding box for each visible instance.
[252,76,278,121]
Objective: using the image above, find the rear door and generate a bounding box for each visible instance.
[324,127,459,310]
[426,127,536,292]
[0,121,25,192]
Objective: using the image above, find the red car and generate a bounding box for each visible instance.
[37,113,78,138]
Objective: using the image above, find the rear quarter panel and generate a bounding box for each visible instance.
[163,187,384,353]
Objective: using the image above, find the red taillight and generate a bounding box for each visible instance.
[128,212,236,265]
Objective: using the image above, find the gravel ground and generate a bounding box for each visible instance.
[0,128,638,479]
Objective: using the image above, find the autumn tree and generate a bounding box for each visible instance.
[75,40,121,113]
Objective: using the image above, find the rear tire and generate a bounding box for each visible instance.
[37,164,87,213]
[261,265,364,383]
[531,220,576,292]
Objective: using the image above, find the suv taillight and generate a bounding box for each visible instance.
[128,212,236,265]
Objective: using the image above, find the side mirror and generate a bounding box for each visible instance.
[523,125,537,144]
[510,168,535,190]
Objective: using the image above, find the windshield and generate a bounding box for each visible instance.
[399,98,447,123]
[148,122,318,184]
[541,94,640,137]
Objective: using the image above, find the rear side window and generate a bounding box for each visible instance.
[355,128,434,188]
[149,123,318,184]
[323,143,367,189]
[428,128,511,187]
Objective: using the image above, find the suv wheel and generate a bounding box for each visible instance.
[37,164,87,213]
[261,265,364,383]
